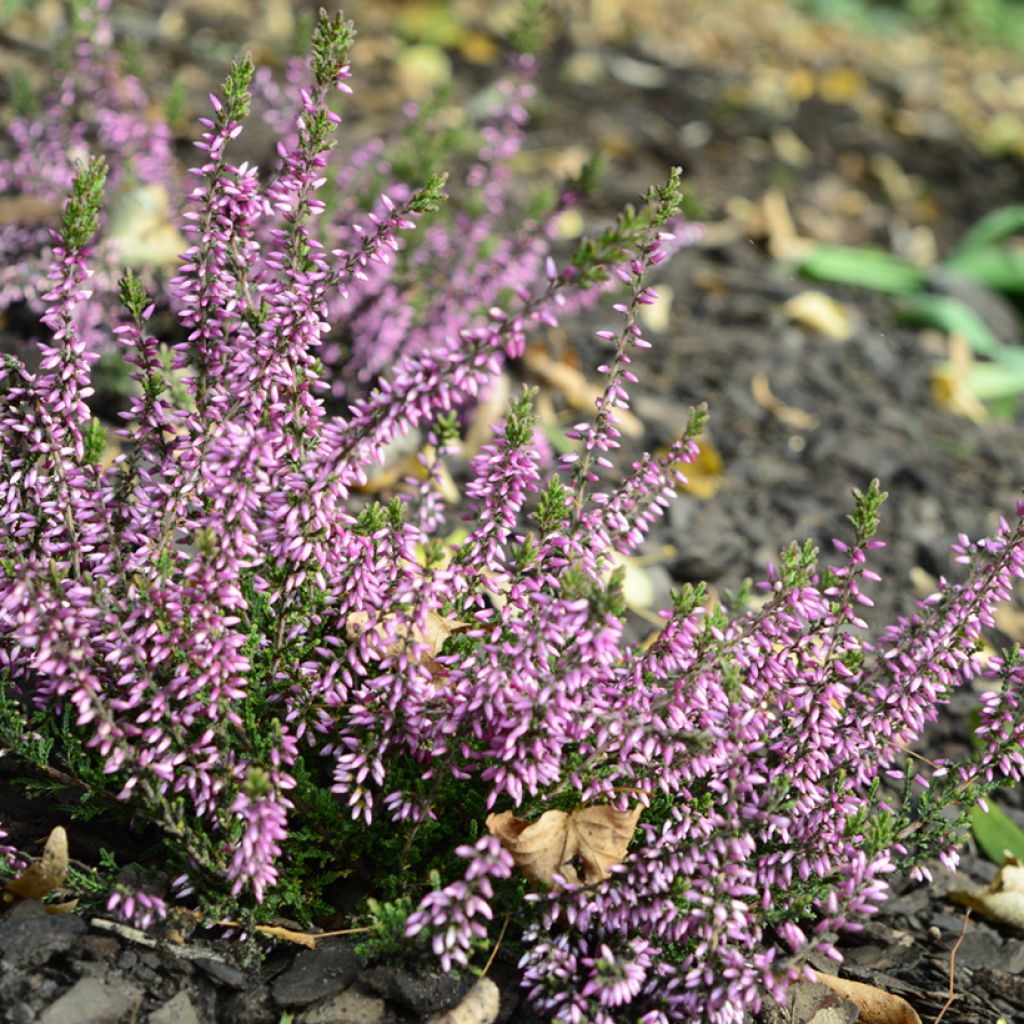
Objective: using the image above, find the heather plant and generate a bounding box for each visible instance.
[5,9,1024,1024]
[1,0,612,411]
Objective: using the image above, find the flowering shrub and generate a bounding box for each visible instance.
[4,9,1024,1024]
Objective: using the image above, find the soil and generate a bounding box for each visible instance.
[3,0,1024,1020]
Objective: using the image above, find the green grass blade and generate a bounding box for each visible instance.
[971,800,1024,863]
[954,204,1024,255]
[799,245,926,294]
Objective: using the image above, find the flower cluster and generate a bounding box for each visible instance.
[405,836,514,971]
[3,10,1024,1024]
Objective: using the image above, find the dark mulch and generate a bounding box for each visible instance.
[3,0,1024,1020]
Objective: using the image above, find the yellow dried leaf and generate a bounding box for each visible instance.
[783,291,853,342]
[811,971,922,1024]
[932,333,987,423]
[254,923,319,948]
[663,438,723,500]
[487,804,641,887]
[4,826,69,903]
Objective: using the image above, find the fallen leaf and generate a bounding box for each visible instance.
[751,373,819,430]
[486,804,641,887]
[783,291,853,342]
[811,970,922,1024]
[43,899,79,915]
[931,333,988,423]
[253,923,318,949]
[3,826,69,904]
[784,981,858,1024]
[345,609,468,661]
[951,855,1024,928]
[663,437,723,500]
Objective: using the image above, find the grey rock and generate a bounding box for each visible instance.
[149,990,200,1024]
[39,977,141,1024]
[193,956,246,989]
[361,966,471,1016]
[272,940,361,1007]
[0,904,87,969]
[299,986,385,1024]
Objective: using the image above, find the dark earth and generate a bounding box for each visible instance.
[3,0,1024,1019]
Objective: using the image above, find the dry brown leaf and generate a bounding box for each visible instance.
[44,899,79,915]
[950,856,1024,928]
[784,981,858,1024]
[345,609,467,659]
[486,804,642,887]
[811,970,922,1024]
[253,923,318,949]
[3,826,69,903]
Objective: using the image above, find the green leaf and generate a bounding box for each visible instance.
[954,204,1024,255]
[943,246,1024,295]
[895,294,1006,359]
[968,362,1024,401]
[798,245,926,294]
[971,800,1024,864]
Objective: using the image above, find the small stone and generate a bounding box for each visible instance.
[427,978,500,1024]
[0,906,87,969]
[361,966,471,1016]
[299,985,385,1024]
[39,977,141,1024]
[149,989,200,1024]
[272,939,361,1007]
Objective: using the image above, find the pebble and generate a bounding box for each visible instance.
[149,989,201,1024]
[39,977,141,1024]
[299,985,385,1024]
[272,939,361,1007]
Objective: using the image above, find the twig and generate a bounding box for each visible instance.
[481,913,510,978]
[932,910,970,1024]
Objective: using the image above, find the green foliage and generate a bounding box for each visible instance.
[61,157,107,252]
[798,206,1024,414]
[355,895,419,962]
[970,799,1024,863]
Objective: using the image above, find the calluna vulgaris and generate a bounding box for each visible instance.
[4,9,1024,1024]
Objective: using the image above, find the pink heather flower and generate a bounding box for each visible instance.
[228,785,292,904]
[106,887,169,931]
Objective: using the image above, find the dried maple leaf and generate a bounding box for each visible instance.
[486,804,641,887]
[3,826,69,905]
